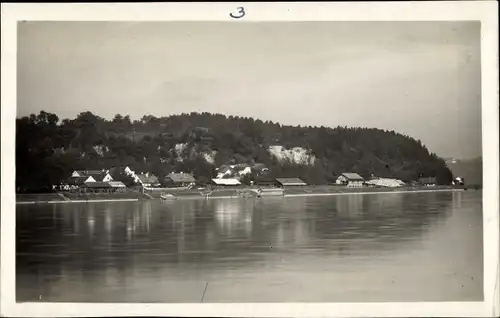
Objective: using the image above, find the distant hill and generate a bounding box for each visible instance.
[15,111,453,193]
[446,157,483,185]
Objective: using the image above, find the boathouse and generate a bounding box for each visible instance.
[275,178,307,187]
[336,173,364,188]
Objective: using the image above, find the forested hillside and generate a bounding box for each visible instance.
[16,111,453,193]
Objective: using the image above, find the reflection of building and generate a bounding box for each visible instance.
[87,204,95,237]
[214,199,253,237]
[452,191,463,209]
[335,194,364,218]
[371,193,404,215]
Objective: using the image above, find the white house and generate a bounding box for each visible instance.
[135,172,160,187]
[336,173,364,188]
[124,166,134,176]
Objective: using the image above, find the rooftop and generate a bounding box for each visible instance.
[73,170,104,176]
[212,178,241,186]
[275,178,307,186]
[108,181,126,188]
[166,173,196,183]
[341,173,364,181]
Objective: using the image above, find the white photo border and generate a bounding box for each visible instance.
[1,2,498,317]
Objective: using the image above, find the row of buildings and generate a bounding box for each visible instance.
[56,166,450,193]
[56,168,193,193]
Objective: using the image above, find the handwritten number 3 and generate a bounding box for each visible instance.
[230,7,245,19]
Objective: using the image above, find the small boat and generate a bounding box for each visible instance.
[160,192,177,200]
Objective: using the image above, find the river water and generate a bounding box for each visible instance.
[16,190,483,302]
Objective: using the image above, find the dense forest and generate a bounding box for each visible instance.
[16,111,453,193]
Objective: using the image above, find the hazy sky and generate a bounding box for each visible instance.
[17,21,482,159]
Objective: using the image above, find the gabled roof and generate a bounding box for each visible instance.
[341,173,364,181]
[166,173,196,183]
[212,178,241,186]
[275,178,307,186]
[73,170,111,181]
[73,170,103,176]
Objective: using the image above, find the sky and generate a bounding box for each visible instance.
[17,21,482,159]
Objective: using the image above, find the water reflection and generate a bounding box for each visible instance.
[16,191,483,302]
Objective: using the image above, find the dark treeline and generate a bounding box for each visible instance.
[16,111,453,193]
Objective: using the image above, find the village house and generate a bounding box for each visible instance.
[108,181,127,192]
[135,172,160,188]
[164,172,196,187]
[275,178,307,187]
[56,175,96,191]
[336,173,364,188]
[57,170,113,192]
[419,177,437,186]
[254,177,277,187]
[70,170,113,182]
[452,177,465,185]
[80,180,127,193]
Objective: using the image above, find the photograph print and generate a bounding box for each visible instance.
[2,3,498,316]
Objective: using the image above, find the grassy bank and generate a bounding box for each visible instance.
[16,191,148,204]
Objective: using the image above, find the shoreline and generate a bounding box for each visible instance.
[16,187,470,205]
[16,198,139,205]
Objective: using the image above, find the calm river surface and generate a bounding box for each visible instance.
[16,190,483,302]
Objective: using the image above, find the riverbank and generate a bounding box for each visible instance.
[16,185,470,204]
